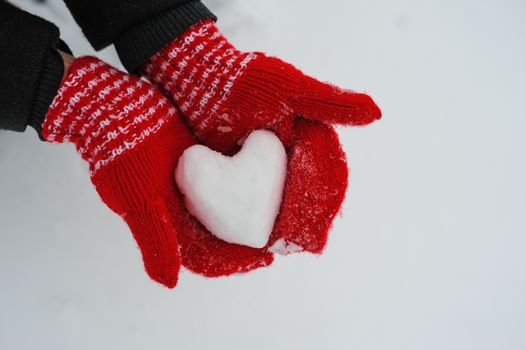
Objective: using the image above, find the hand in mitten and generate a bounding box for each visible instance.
[42,56,265,287]
[141,20,381,277]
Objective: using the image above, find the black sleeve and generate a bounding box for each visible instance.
[63,0,216,72]
[0,1,67,133]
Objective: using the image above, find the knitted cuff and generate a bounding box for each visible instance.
[29,49,64,135]
[42,57,178,174]
[115,1,216,73]
[143,20,257,137]
[0,1,63,133]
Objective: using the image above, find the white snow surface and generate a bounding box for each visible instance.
[176,130,286,248]
[2,1,526,350]
[268,238,303,256]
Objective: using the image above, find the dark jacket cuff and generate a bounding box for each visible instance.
[0,2,64,133]
[29,49,64,135]
[115,1,216,72]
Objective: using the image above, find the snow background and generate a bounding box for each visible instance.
[1,0,525,349]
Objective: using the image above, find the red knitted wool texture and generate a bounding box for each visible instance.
[142,20,382,277]
[42,56,215,287]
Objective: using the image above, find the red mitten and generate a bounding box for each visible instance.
[41,57,271,287]
[142,20,381,277]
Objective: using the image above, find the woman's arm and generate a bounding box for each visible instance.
[62,0,216,72]
[0,1,69,133]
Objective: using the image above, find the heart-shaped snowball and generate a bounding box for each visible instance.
[176,130,287,248]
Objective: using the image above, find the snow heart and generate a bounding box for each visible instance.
[176,130,287,248]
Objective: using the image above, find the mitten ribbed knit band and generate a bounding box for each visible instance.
[43,57,176,174]
[144,20,259,137]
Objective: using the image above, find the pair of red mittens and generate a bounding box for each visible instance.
[43,20,380,287]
